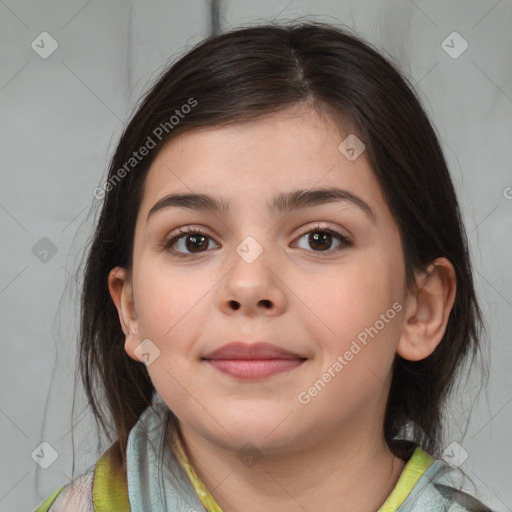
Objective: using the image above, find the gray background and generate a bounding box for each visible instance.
[1,1,511,511]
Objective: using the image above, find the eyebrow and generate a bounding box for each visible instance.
[146,187,376,224]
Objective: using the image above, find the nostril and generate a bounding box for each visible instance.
[230,300,240,310]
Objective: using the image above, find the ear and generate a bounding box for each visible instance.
[108,266,142,362]
[397,257,456,361]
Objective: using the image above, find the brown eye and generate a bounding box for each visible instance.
[308,231,333,251]
[294,226,352,254]
[183,233,209,253]
[164,228,220,256]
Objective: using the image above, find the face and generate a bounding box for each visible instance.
[110,105,410,455]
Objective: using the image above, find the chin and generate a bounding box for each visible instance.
[204,410,303,453]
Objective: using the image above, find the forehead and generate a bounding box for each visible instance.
[137,106,389,222]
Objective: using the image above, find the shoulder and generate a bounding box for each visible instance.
[34,471,94,512]
[433,481,495,511]
[400,458,496,511]
[34,441,130,512]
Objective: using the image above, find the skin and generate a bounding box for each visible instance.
[109,104,456,512]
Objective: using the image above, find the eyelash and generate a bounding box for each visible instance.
[161,224,353,258]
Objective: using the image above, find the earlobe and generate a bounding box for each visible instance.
[108,266,142,362]
[397,258,456,361]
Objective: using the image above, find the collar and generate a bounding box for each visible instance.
[125,396,207,512]
[127,397,436,512]
[175,436,434,512]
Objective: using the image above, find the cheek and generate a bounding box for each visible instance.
[296,258,401,341]
[291,259,405,397]
[135,268,208,414]
[134,259,206,340]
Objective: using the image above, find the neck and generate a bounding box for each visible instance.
[177,417,406,512]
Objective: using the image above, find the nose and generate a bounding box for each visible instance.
[218,245,287,317]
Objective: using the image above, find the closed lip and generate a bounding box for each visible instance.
[202,342,305,360]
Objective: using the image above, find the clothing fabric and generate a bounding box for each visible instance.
[33,397,495,512]
[125,396,206,512]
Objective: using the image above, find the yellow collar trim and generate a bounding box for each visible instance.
[93,447,131,512]
[377,447,434,511]
[175,434,224,512]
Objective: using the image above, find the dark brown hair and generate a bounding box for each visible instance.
[77,21,486,471]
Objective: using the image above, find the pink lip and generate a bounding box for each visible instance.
[203,342,306,379]
[203,341,304,360]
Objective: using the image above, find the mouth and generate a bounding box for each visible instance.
[202,341,307,380]
[205,358,306,379]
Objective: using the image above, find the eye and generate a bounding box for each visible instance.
[161,224,352,258]
[293,224,352,254]
[162,227,220,256]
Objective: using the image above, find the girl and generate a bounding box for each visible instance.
[34,21,494,512]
